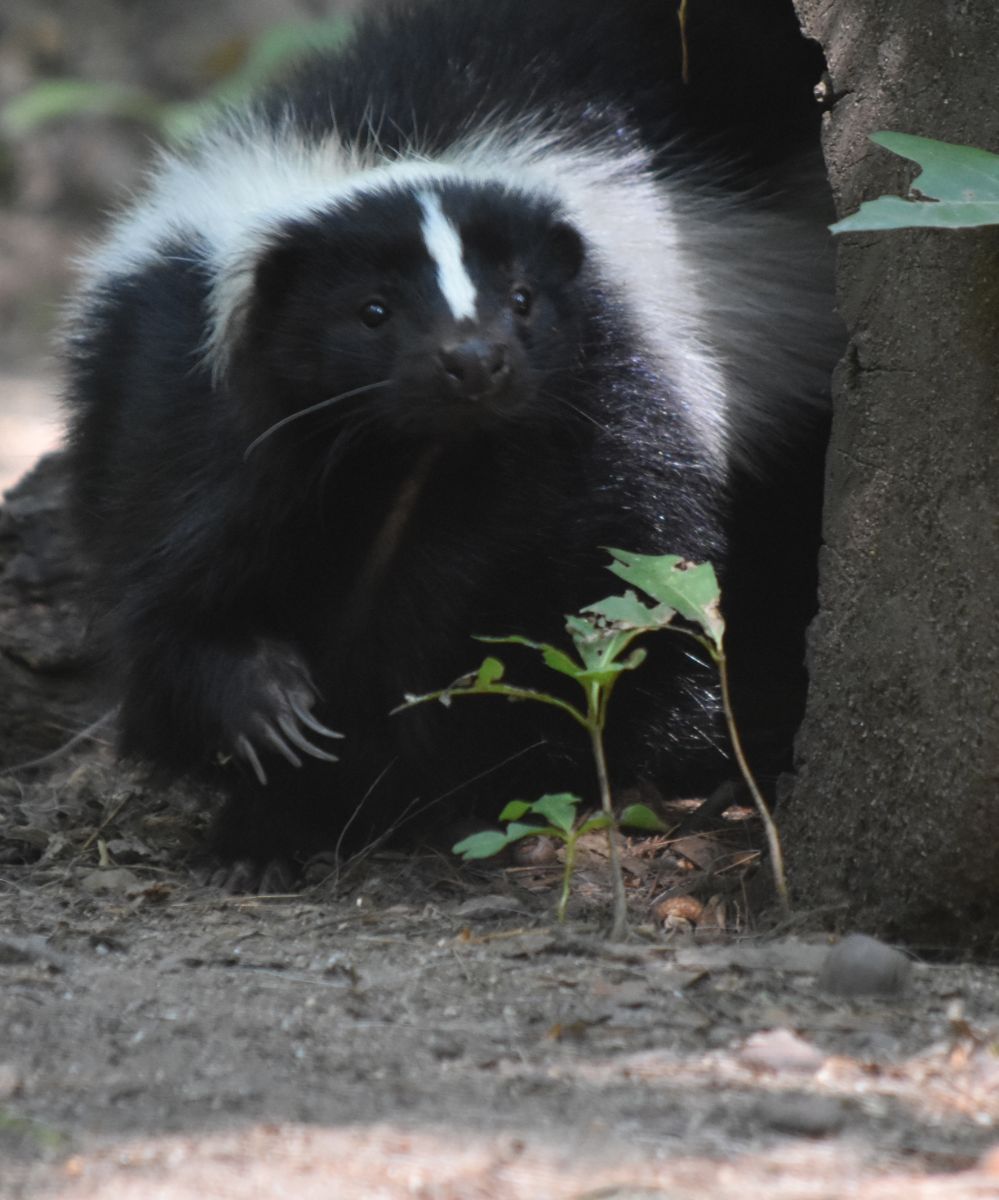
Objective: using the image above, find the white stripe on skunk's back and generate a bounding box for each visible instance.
[418,191,478,322]
[75,119,731,463]
[73,115,837,470]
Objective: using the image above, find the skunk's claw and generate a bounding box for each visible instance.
[234,734,268,786]
[262,723,303,769]
[277,713,341,763]
[222,640,342,782]
[290,694,344,741]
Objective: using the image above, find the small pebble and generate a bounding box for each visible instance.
[739,1028,824,1074]
[817,933,912,998]
[455,896,526,921]
[80,867,141,895]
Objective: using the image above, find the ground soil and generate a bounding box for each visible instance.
[3,752,999,1199]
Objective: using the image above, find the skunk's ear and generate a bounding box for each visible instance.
[212,224,318,373]
[249,228,314,321]
[544,220,585,283]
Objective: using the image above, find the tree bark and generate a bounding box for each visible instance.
[787,1,999,945]
[0,455,100,768]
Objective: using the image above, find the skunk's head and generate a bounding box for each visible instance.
[232,180,588,444]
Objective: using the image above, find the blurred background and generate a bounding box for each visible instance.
[0,0,361,491]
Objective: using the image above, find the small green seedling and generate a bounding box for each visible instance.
[398,548,788,937]
[832,132,999,233]
[597,550,787,912]
[454,793,611,924]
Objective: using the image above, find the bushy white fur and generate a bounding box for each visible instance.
[77,113,837,470]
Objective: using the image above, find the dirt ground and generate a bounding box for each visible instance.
[3,750,999,1200]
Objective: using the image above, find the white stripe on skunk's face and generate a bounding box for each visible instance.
[418,191,478,322]
[220,178,592,444]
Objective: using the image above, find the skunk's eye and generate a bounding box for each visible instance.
[510,286,532,317]
[359,299,390,328]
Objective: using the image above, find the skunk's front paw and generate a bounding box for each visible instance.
[221,640,342,785]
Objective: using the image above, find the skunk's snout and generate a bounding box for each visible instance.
[438,339,511,400]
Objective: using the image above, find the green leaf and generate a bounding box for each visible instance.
[564,614,637,673]
[504,821,562,843]
[563,614,608,669]
[573,661,646,689]
[578,814,613,835]
[563,613,599,642]
[832,133,999,233]
[831,195,999,233]
[477,633,550,653]
[619,803,671,833]
[400,654,507,708]
[619,646,648,671]
[499,800,532,822]
[528,793,581,834]
[604,549,724,648]
[478,634,581,679]
[537,644,585,678]
[873,132,999,203]
[475,656,505,687]
[2,80,162,134]
[452,830,512,859]
[584,590,675,630]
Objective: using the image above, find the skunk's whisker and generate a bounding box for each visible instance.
[243,380,392,460]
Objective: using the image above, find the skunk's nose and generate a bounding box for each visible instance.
[439,339,510,398]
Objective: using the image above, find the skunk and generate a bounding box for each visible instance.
[65,0,841,879]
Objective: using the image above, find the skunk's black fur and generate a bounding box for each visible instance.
[66,0,840,873]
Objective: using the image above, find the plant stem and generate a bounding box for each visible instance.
[716,649,789,912]
[393,683,586,728]
[557,836,576,923]
[591,722,628,940]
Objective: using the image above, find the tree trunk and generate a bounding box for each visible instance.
[787,1,999,946]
